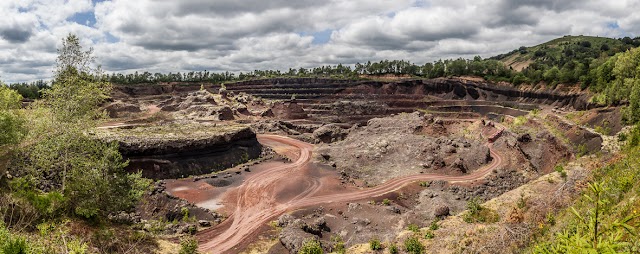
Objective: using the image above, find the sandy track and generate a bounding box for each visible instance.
[198,134,503,253]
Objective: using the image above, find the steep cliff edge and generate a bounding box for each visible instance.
[95,124,262,179]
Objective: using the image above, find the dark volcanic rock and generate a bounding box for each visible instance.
[434,205,450,217]
[279,219,320,254]
[97,125,262,179]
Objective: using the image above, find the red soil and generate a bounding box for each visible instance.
[186,134,504,253]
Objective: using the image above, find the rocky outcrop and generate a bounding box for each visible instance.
[104,101,142,118]
[312,124,349,143]
[277,214,330,253]
[96,124,262,179]
[270,101,308,119]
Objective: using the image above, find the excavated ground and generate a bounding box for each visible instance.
[101,77,613,253]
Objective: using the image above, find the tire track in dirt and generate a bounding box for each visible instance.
[198,134,503,254]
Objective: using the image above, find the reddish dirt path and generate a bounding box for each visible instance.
[197,134,504,253]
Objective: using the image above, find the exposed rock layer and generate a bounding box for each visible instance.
[97,124,262,179]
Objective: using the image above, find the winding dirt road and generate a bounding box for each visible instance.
[196,133,504,254]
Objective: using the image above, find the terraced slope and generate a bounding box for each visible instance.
[222,77,590,123]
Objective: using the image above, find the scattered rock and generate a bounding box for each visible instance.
[199,220,211,227]
[277,214,295,227]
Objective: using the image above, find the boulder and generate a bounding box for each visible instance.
[279,223,319,253]
[198,220,211,227]
[434,205,450,217]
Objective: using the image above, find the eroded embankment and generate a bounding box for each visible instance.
[95,124,262,179]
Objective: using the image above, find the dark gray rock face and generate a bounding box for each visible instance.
[99,125,262,179]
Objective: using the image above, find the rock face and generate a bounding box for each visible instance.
[312,124,349,143]
[270,101,308,119]
[96,124,262,179]
[104,101,141,118]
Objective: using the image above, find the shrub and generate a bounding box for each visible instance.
[382,199,391,206]
[462,198,500,223]
[181,207,190,221]
[369,238,382,250]
[407,224,420,233]
[389,243,399,254]
[179,237,198,254]
[418,181,430,187]
[576,144,588,157]
[424,230,434,239]
[2,237,29,254]
[331,235,345,254]
[429,219,439,231]
[299,239,323,254]
[404,237,425,254]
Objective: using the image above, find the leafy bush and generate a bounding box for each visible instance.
[407,224,420,233]
[389,243,399,254]
[2,236,29,254]
[424,230,434,239]
[0,224,29,254]
[382,199,391,206]
[429,219,439,231]
[575,144,588,157]
[331,235,345,254]
[299,239,323,254]
[404,237,425,254]
[533,182,639,253]
[179,236,199,254]
[369,238,382,250]
[462,198,499,223]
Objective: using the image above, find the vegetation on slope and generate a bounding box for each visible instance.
[530,128,640,253]
[0,34,151,253]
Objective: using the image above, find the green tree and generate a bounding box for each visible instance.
[15,34,149,219]
[45,34,111,123]
[543,66,560,84]
[0,86,26,146]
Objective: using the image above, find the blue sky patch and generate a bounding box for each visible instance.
[105,32,119,43]
[311,29,333,45]
[69,11,97,27]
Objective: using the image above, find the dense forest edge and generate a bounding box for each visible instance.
[2,34,640,253]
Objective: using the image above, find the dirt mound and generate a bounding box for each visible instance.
[317,112,490,185]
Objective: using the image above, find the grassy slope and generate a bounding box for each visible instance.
[494,35,626,71]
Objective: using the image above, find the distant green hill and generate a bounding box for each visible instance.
[487,35,640,88]
[492,35,636,72]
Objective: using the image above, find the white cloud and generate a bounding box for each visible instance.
[1,0,640,83]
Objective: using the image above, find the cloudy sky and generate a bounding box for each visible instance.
[1,0,639,83]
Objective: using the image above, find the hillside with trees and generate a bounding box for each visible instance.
[1,35,151,253]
